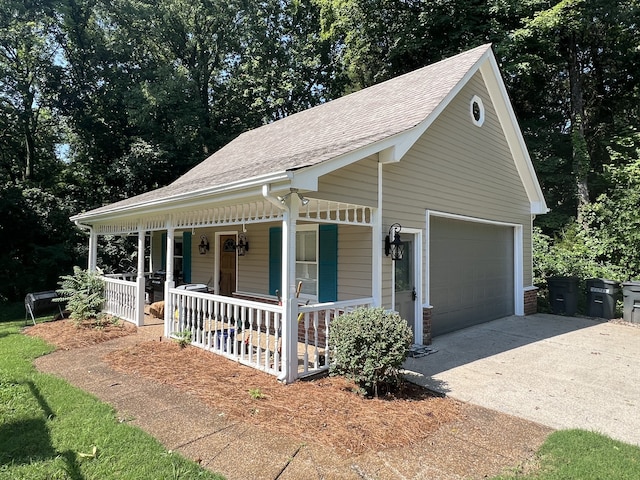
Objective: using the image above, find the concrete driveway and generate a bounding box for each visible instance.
[404,314,640,446]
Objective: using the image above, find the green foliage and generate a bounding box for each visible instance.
[534,136,640,291]
[0,183,78,301]
[329,307,412,397]
[55,267,106,325]
[173,330,192,348]
[0,309,223,479]
[248,388,265,400]
[494,429,640,479]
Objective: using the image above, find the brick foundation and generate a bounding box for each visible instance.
[524,287,538,315]
[422,307,433,345]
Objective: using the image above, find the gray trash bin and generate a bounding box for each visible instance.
[621,281,640,324]
[175,283,209,293]
[586,278,618,319]
[547,276,579,316]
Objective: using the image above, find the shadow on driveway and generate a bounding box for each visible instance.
[403,313,640,447]
[405,313,603,387]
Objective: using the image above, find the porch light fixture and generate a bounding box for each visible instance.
[236,232,249,256]
[385,223,404,261]
[198,235,210,255]
[277,188,309,206]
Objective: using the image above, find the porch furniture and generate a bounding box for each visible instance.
[25,290,63,325]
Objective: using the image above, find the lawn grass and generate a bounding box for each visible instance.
[495,428,640,479]
[0,303,223,480]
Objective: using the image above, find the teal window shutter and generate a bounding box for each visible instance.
[182,231,191,283]
[161,233,167,271]
[269,227,282,296]
[318,224,338,302]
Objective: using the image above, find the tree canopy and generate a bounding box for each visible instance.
[1,0,639,300]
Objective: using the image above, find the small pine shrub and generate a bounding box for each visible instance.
[329,307,413,397]
[55,267,106,326]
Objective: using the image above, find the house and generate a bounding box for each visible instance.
[70,44,547,383]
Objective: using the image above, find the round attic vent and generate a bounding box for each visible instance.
[470,95,485,127]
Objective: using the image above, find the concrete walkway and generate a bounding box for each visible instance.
[404,314,640,447]
[34,324,552,480]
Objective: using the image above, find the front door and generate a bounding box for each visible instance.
[219,235,237,296]
[394,237,416,335]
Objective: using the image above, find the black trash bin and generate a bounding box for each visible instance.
[621,281,640,324]
[547,276,579,316]
[586,278,618,319]
[149,271,166,302]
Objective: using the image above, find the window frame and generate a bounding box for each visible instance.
[295,224,319,301]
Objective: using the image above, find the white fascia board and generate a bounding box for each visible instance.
[479,59,549,215]
[71,171,293,224]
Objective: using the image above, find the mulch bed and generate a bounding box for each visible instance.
[104,340,460,454]
[25,319,461,454]
[24,317,137,350]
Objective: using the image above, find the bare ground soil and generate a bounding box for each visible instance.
[25,318,460,454]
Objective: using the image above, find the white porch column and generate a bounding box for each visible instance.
[88,228,98,272]
[373,163,383,306]
[164,221,175,338]
[135,228,146,327]
[280,199,299,384]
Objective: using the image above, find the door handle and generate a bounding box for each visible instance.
[411,287,417,301]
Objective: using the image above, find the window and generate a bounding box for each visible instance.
[470,95,485,127]
[269,224,337,302]
[296,225,318,298]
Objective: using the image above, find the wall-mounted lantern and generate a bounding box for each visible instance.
[198,235,210,255]
[237,233,249,256]
[385,223,404,261]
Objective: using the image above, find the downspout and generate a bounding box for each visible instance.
[262,184,297,383]
[74,220,97,272]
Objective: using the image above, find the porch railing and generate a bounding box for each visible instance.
[297,298,374,378]
[102,276,137,324]
[166,287,374,381]
[166,288,286,377]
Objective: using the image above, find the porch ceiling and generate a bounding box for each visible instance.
[91,197,374,235]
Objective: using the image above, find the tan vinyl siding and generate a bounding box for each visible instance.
[183,222,373,300]
[337,225,372,300]
[382,71,533,305]
[186,225,272,294]
[237,223,271,295]
[189,227,215,287]
[316,156,378,206]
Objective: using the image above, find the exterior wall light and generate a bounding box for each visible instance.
[385,223,404,261]
[198,235,210,255]
[237,232,249,256]
[277,188,309,206]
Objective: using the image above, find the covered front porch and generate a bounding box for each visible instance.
[85,192,379,382]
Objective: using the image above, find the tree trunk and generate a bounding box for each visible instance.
[568,33,590,221]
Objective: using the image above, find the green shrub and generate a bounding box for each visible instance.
[55,266,106,326]
[329,307,413,397]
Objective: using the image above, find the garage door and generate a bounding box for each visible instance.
[430,216,514,336]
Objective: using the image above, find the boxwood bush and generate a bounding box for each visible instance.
[329,307,413,397]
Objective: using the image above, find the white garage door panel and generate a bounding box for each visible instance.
[430,217,514,336]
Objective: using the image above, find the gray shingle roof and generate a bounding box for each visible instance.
[76,44,491,219]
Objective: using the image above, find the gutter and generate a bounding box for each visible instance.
[71,171,294,223]
[262,184,289,212]
[74,220,93,234]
